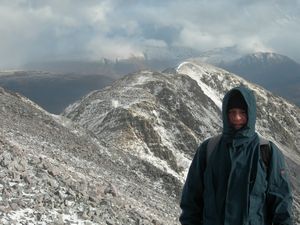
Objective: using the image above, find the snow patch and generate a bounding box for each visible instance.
[111,99,120,108]
[177,61,223,109]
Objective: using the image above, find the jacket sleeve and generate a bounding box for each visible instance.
[267,142,294,225]
[179,141,208,225]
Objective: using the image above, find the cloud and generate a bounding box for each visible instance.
[87,37,144,60]
[0,0,300,68]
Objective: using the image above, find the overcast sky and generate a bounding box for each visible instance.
[1,0,300,68]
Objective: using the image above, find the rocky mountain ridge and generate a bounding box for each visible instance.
[1,60,300,224]
[0,87,180,224]
[63,61,300,222]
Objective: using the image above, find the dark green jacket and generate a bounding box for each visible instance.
[179,86,293,225]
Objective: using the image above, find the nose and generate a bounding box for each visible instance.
[234,112,242,120]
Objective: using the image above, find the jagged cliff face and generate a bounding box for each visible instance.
[63,61,300,222]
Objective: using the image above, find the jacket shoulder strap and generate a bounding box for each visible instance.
[259,135,272,170]
[206,134,222,164]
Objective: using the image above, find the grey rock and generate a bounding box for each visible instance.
[104,184,117,197]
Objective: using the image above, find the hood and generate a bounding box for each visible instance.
[222,86,256,138]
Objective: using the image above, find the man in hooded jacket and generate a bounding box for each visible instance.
[179,86,293,225]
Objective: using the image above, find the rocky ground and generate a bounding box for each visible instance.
[0,87,181,224]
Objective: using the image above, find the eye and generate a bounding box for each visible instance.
[228,109,247,117]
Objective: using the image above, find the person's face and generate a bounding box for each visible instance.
[228,108,248,130]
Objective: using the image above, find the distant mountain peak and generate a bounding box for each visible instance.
[218,52,300,106]
[236,52,295,65]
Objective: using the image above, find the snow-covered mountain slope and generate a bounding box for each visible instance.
[63,70,222,181]
[63,61,300,223]
[0,87,181,224]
